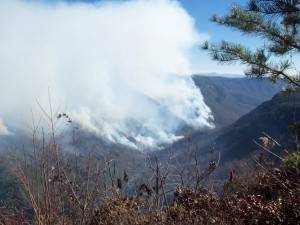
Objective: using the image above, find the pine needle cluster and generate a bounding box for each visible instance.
[202,0,300,90]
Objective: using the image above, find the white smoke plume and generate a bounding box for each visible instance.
[0,119,12,136]
[0,0,213,149]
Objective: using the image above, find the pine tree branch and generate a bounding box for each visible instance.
[202,41,300,87]
[211,6,300,53]
[203,0,300,88]
[248,0,300,15]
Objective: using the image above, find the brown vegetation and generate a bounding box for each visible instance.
[0,101,299,225]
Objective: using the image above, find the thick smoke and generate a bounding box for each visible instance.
[0,0,213,149]
[0,119,12,136]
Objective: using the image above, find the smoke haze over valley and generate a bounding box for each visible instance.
[0,0,214,149]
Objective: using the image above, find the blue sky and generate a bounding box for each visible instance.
[178,0,260,75]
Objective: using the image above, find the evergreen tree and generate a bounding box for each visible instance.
[202,0,300,90]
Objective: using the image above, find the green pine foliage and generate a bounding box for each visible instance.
[202,0,300,89]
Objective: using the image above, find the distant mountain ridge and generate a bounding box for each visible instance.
[193,75,282,127]
[154,76,286,165]
[194,72,243,78]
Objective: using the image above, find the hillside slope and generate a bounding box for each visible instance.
[194,75,282,127]
[208,90,300,163]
